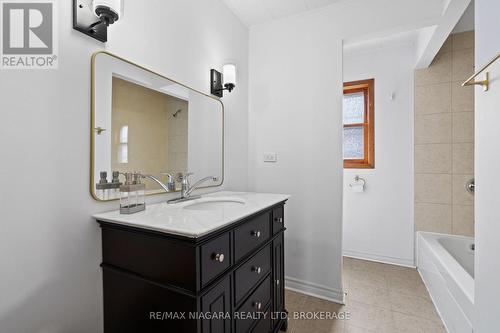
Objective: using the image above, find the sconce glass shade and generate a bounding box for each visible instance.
[93,0,123,18]
[223,64,236,86]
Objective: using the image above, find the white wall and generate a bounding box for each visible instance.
[249,16,345,302]
[343,41,415,267]
[474,0,499,65]
[0,1,248,332]
[248,0,448,303]
[474,0,500,331]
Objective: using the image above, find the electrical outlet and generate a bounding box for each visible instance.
[263,153,278,163]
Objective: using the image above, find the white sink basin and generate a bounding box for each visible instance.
[183,198,246,211]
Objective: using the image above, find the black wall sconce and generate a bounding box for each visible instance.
[73,0,123,43]
[211,64,236,98]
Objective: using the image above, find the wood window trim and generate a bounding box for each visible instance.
[343,79,375,169]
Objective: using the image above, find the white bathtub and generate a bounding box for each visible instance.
[417,232,474,333]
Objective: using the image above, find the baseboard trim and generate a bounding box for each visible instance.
[343,249,415,267]
[284,276,345,304]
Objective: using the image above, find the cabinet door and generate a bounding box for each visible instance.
[272,234,285,318]
[201,276,232,333]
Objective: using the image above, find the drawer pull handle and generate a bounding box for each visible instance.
[252,266,262,274]
[213,253,225,263]
[274,217,283,223]
[251,230,261,238]
[253,302,262,310]
[276,279,280,285]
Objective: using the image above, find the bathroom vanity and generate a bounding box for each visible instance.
[94,192,289,333]
[90,52,288,332]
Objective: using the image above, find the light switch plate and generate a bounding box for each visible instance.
[263,153,278,163]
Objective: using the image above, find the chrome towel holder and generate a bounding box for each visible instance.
[349,175,366,188]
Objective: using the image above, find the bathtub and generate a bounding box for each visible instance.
[417,232,474,333]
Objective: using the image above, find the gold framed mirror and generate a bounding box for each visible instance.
[91,51,224,201]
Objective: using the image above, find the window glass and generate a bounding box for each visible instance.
[343,126,364,159]
[118,125,129,163]
[343,92,365,125]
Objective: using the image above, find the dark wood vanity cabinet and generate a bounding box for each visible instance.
[97,201,287,333]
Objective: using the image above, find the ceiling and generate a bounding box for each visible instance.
[221,0,342,27]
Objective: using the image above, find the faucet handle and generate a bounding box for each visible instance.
[180,172,194,181]
[160,172,176,192]
[160,172,174,182]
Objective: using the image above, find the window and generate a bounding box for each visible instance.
[118,125,128,164]
[343,79,374,169]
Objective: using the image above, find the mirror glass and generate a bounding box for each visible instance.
[92,52,224,201]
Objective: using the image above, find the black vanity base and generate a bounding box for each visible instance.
[98,201,288,333]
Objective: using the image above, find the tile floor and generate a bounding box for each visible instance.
[285,257,447,333]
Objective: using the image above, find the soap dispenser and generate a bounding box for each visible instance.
[96,170,122,199]
[119,172,146,214]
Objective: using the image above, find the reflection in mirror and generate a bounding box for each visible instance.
[91,52,224,201]
[111,78,189,184]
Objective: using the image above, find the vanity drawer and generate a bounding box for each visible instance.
[235,276,271,333]
[251,310,271,333]
[272,206,284,235]
[200,232,231,287]
[235,244,271,304]
[234,212,271,261]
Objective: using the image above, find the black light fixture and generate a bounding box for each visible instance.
[211,64,236,98]
[73,0,123,43]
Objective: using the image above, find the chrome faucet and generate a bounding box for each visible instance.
[141,173,176,192]
[168,173,217,204]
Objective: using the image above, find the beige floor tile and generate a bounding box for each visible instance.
[344,257,388,274]
[389,291,441,323]
[344,267,389,290]
[290,259,446,333]
[302,296,347,313]
[344,324,377,333]
[286,289,307,306]
[291,297,347,333]
[391,311,447,333]
[286,289,308,313]
[291,318,344,333]
[388,275,430,298]
[342,273,351,291]
[345,281,391,309]
[344,301,393,332]
[342,258,356,273]
[383,264,421,283]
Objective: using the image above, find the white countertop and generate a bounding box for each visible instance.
[93,191,290,238]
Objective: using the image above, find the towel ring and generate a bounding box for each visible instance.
[349,175,366,187]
